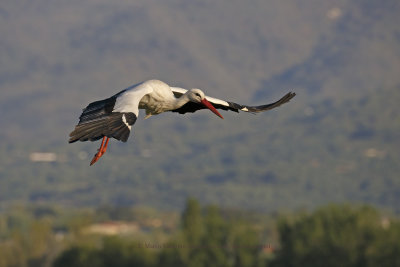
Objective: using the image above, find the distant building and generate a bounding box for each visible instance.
[29,152,57,162]
[83,221,139,235]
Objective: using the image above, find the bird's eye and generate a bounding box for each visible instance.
[195,93,201,97]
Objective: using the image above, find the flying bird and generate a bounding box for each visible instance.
[69,79,295,165]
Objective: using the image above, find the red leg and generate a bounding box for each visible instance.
[102,137,110,154]
[90,137,109,166]
[99,137,106,150]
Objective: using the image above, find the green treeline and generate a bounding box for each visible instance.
[1,200,399,267]
[53,199,261,267]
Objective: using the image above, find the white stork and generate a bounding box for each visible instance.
[69,79,295,165]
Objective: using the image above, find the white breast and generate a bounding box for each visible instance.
[139,85,177,114]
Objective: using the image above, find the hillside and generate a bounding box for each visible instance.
[0,0,399,212]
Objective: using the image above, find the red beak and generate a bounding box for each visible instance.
[201,99,224,119]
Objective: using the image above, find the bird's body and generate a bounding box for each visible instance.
[116,80,176,117]
[69,79,295,165]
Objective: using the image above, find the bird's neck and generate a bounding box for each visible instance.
[172,93,191,109]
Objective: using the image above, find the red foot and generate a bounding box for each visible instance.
[90,151,104,166]
[90,137,110,166]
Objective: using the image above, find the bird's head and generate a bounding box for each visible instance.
[187,89,223,119]
[187,88,205,103]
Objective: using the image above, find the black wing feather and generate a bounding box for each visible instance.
[78,89,126,124]
[171,92,295,114]
[69,89,137,143]
[69,112,137,143]
[232,92,296,112]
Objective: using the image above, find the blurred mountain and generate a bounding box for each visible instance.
[0,0,399,212]
[255,1,400,99]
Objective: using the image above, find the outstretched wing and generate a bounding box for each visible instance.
[170,87,296,114]
[69,83,152,143]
